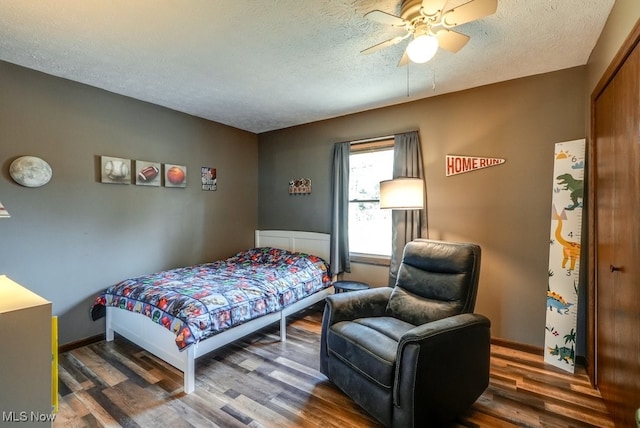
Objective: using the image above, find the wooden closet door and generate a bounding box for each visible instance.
[594,36,640,426]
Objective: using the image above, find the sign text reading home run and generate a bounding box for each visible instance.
[446,155,505,176]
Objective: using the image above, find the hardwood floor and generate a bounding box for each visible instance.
[54,305,614,427]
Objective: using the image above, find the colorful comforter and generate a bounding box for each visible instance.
[91,247,331,351]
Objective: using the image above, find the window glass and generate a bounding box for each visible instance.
[348,146,393,256]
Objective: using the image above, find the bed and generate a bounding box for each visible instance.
[91,230,333,393]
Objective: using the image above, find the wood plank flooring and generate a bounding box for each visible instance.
[54,304,614,427]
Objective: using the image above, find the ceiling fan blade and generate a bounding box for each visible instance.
[397,50,409,67]
[442,0,498,27]
[420,0,448,17]
[364,10,406,27]
[361,36,405,55]
[435,29,470,53]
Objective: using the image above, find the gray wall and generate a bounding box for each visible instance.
[259,68,586,347]
[0,61,259,346]
[259,0,640,348]
[1,0,637,350]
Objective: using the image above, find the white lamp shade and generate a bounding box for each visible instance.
[379,178,424,209]
[406,34,438,64]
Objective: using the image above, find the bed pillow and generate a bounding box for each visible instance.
[243,247,327,268]
[232,247,295,265]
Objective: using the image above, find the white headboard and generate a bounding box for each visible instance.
[255,230,331,263]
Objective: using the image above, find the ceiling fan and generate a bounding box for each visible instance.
[362,0,498,66]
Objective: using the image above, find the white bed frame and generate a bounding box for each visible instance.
[105,230,332,393]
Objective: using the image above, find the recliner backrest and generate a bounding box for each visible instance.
[386,239,481,325]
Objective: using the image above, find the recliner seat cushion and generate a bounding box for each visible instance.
[328,316,415,389]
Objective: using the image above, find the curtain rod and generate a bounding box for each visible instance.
[350,135,394,145]
[350,130,419,145]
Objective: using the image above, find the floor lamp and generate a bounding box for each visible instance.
[380,177,424,285]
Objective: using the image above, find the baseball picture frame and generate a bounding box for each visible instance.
[100,156,131,184]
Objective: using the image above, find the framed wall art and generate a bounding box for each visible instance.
[164,164,187,188]
[289,178,311,195]
[101,156,131,184]
[135,160,161,186]
[201,167,217,191]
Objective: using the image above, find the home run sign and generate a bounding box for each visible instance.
[446,155,505,176]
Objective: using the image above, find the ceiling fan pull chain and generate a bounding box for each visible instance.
[432,68,437,91]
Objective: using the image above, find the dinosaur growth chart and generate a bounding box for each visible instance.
[544,139,585,373]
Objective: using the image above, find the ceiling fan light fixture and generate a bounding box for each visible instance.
[406,33,438,63]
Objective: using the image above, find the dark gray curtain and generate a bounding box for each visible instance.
[330,142,351,276]
[389,131,428,285]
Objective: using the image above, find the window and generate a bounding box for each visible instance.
[348,140,394,257]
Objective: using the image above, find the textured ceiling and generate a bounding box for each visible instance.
[0,0,615,134]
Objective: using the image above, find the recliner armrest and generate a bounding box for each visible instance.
[319,287,393,376]
[324,287,393,325]
[393,313,491,427]
[398,313,490,345]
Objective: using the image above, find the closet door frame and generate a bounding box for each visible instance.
[588,19,640,386]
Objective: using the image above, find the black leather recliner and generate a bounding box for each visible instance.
[320,239,491,427]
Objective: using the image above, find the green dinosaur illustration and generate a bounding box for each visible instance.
[556,173,583,210]
[548,344,574,364]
